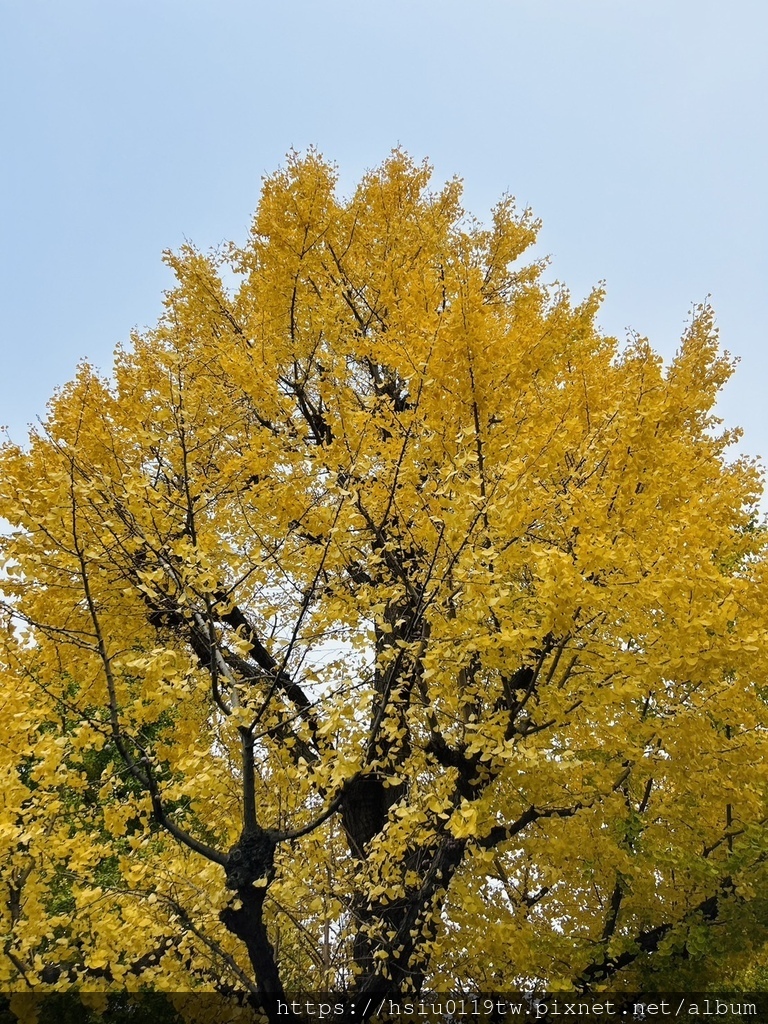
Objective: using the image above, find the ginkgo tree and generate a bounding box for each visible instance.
[1,150,767,1014]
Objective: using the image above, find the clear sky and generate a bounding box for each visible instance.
[1,0,766,498]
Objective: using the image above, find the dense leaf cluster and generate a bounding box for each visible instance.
[1,151,767,1017]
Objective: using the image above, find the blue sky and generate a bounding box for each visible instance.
[1,0,766,498]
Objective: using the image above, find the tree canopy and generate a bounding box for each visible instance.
[1,150,767,1014]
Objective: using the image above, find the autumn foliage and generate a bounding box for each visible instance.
[1,151,767,1010]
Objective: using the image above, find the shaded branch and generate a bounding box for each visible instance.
[575,877,737,992]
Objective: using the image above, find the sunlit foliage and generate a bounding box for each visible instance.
[1,151,767,1011]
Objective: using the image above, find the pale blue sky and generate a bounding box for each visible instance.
[2,0,766,494]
